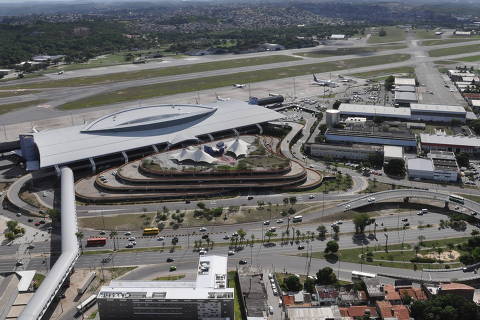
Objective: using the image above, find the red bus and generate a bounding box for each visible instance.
[86,237,107,247]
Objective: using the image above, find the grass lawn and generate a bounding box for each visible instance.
[460,194,480,203]
[428,43,480,57]
[368,27,406,44]
[433,60,459,65]
[78,212,156,230]
[0,99,48,115]
[360,181,408,193]
[105,266,137,279]
[6,55,301,90]
[32,272,46,290]
[228,271,246,320]
[421,39,479,46]
[350,66,415,79]
[59,53,410,110]
[414,29,440,40]
[457,55,480,63]
[297,44,407,58]
[0,90,37,98]
[152,274,185,281]
[310,237,470,270]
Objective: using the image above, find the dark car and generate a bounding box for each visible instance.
[28,218,33,223]
[297,245,305,250]
[202,234,209,239]
[39,220,46,224]
[167,258,174,262]
[239,259,248,265]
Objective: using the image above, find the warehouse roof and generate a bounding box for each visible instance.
[384,145,404,159]
[408,158,434,172]
[30,100,283,168]
[420,134,480,147]
[395,91,418,102]
[410,104,466,114]
[394,85,416,92]
[338,104,411,118]
[395,78,416,86]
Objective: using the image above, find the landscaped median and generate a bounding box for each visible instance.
[306,236,471,271]
[58,53,411,110]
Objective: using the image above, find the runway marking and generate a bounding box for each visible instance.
[37,104,52,109]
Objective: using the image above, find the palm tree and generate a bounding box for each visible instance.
[447,242,454,252]
[75,232,84,253]
[110,231,117,251]
[418,235,426,246]
[317,225,327,239]
[414,244,420,257]
[237,229,247,245]
[250,234,255,247]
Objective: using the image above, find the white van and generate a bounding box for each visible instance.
[292,215,303,223]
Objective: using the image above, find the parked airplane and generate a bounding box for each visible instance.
[312,74,337,87]
[232,83,246,88]
[216,94,230,101]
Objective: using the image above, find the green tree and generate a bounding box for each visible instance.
[384,158,406,177]
[456,152,470,168]
[304,277,316,293]
[265,231,276,243]
[6,220,18,232]
[324,240,339,255]
[411,294,480,320]
[317,225,327,239]
[284,275,303,292]
[379,28,387,37]
[353,213,371,234]
[316,267,337,285]
[384,75,395,91]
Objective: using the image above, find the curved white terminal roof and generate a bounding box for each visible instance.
[82,105,216,132]
[225,138,250,158]
[32,100,283,168]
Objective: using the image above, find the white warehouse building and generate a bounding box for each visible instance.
[410,104,466,123]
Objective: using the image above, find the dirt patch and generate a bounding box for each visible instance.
[419,250,460,262]
[78,212,156,231]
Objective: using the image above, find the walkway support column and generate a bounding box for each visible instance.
[121,151,128,164]
[256,124,263,134]
[89,158,96,173]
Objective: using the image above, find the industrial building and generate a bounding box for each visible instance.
[407,152,459,182]
[394,91,418,105]
[325,127,417,148]
[394,78,416,87]
[19,100,283,172]
[410,104,466,123]
[306,143,383,161]
[338,104,411,121]
[338,103,466,123]
[420,134,480,154]
[97,255,234,320]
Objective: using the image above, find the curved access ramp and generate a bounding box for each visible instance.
[18,167,79,320]
[340,189,480,213]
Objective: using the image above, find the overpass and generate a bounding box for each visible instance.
[339,189,480,214]
[18,167,79,320]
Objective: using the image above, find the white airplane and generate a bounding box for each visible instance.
[311,74,337,87]
[215,94,230,101]
[232,83,246,88]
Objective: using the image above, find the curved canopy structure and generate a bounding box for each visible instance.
[225,138,250,158]
[172,147,218,164]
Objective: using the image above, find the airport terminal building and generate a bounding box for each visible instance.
[19,100,283,172]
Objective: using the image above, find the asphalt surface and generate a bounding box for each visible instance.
[1,35,480,128]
